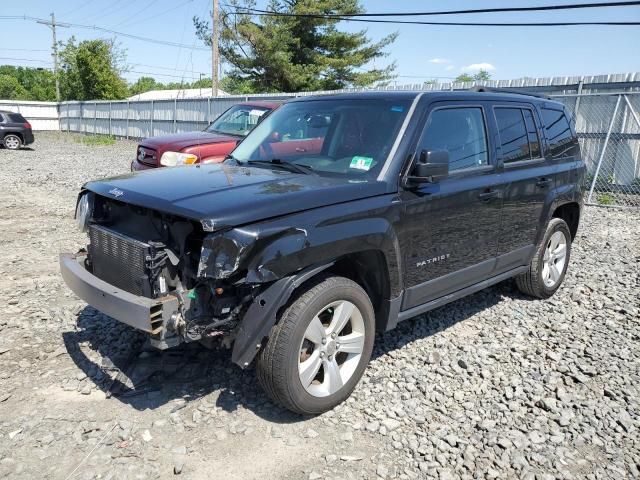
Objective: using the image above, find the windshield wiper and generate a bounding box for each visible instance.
[247,159,314,175]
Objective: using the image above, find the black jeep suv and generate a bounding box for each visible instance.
[60,90,584,414]
[0,111,34,149]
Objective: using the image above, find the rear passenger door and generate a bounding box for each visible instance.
[492,104,550,272]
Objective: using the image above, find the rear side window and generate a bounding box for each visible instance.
[494,107,541,163]
[419,107,489,171]
[8,113,26,123]
[541,108,575,158]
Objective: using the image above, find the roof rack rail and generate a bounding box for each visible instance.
[469,86,551,100]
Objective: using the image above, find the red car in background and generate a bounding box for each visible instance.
[131,101,281,171]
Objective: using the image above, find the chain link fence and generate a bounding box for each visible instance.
[551,93,640,207]
[43,74,640,208]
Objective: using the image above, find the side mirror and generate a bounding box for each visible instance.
[408,149,449,183]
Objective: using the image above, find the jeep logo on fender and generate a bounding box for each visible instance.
[108,188,124,198]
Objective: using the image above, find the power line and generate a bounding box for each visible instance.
[0,57,52,64]
[122,0,194,26]
[0,48,50,52]
[128,70,203,80]
[0,15,210,51]
[112,0,160,29]
[229,6,640,26]
[230,1,640,18]
[131,63,208,75]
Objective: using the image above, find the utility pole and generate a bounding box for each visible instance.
[211,0,219,98]
[37,13,69,102]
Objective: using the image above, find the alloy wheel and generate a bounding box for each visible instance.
[542,230,567,288]
[298,300,366,397]
[5,136,20,149]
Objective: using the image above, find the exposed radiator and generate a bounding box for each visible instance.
[88,225,152,297]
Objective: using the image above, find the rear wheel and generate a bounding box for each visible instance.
[516,218,572,298]
[3,134,22,150]
[256,275,375,415]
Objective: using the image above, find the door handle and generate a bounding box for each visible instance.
[536,177,553,188]
[478,189,499,201]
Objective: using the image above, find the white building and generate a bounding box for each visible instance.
[128,87,229,101]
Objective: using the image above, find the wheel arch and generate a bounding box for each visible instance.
[3,131,23,143]
[231,247,396,368]
[551,201,581,240]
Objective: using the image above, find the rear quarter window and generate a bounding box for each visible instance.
[541,108,577,159]
[7,113,26,123]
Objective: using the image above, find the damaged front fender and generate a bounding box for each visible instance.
[197,226,308,282]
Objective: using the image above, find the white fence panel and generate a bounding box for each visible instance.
[0,100,59,130]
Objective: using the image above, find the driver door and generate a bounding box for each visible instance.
[399,102,505,310]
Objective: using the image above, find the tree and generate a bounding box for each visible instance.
[455,70,492,83]
[473,69,492,81]
[129,76,162,96]
[0,66,56,101]
[454,73,474,83]
[194,0,397,93]
[0,75,29,100]
[59,38,129,101]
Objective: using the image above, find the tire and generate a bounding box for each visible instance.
[516,218,572,299]
[256,275,375,415]
[3,134,22,150]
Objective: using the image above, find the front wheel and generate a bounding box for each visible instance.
[516,218,572,298]
[256,275,375,415]
[3,134,22,150]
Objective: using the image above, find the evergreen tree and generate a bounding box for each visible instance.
[194,0,397,93]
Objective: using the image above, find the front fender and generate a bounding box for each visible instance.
[197,199,404,297]
[231,262,334,368]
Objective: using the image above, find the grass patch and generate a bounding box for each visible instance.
[597,193,615,205]
[76,134,116,146]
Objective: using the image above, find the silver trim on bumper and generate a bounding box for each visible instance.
[59,253,179,334]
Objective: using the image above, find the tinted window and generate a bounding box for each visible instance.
[419,107,488,171]
[8,113,26,123]
[495,108,531,163]
[522,109,541,158]
[541,108,575,158]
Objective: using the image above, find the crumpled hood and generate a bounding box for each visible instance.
[84,164,387,227]
[140,131,239,151]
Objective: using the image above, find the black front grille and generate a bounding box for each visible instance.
[88,225,152,296]
[137,146,157,166]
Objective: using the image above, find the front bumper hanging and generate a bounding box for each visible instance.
[59,252,179,336]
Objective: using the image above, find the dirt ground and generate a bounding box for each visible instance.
[0,133,638,480]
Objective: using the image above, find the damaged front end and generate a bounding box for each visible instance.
[61,192,317,367]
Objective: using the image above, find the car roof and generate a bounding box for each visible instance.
[238,100,283,109]
[287,90,565,108]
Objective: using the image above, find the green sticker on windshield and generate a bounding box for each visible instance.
[350,156,373,171]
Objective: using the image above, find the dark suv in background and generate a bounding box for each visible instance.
[0,111,34,150]
[61,90,584,414]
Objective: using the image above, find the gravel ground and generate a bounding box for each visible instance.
[0,132,639,479]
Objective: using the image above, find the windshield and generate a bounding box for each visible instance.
[205,104,271,136]
[229,98,412,178]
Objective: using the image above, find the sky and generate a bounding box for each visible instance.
[1,0,639,88]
